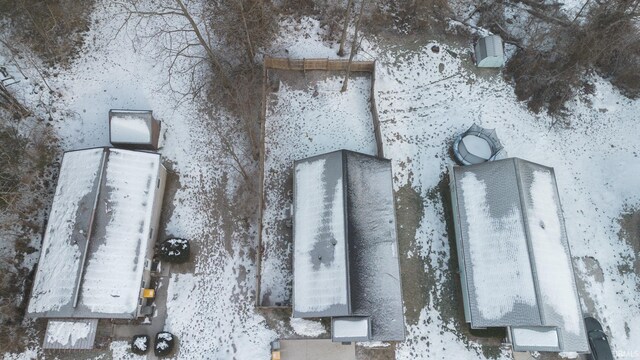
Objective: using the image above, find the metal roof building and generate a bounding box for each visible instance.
[474,35,505,68]
[28,147,167,321]
[449,158,589,353]
[292,150,405,342]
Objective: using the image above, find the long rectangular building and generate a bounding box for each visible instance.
[292,150,405,342]
[449,158,588,353]
[28,147,166,320]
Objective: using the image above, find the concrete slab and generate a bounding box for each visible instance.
[111,264,172,360]
[278,339,356,360]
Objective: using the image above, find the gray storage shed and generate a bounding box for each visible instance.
[292,150,405,342]
[449,158,589,353]
[475,35,505,68]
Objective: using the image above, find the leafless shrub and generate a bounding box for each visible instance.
[503,1,640,114]
[368,0,451,33]
[0,0,94,67]
[205,0,278,64]
[505,46,579,115]
[0,122,55,212]
[0,116,57,352]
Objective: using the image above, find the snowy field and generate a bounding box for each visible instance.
[258,71,376,307]
[1,2,640,360]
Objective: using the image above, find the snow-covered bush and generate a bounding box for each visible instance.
[131,334,149,355]
[159,238,190,264]
[154,331,175,357]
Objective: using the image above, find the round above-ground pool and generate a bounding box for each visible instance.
[453,124,505,165]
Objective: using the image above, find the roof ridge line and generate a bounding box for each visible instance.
[71,148,109,308]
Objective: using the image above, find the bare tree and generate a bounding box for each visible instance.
[337,0,354,57]
[115,0,266,181]
[174,0,231,88]
[498,0,640,114]
[0,82,28,117]
[206,0,277,65]
[341,0,366,93]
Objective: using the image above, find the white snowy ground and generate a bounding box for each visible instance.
[2,4,640,360]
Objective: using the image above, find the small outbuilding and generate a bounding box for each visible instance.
[109,109,161,150]
[28,147,167,349]
[449,158,589,353]
[292,150,404,342]
[474,35,505,68]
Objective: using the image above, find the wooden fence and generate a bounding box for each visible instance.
[264,57,375,72]
[255,57,383,309]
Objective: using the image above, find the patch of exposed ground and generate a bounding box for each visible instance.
[356,343,397,360]
[618,207,640,281]
[395,182,429,325]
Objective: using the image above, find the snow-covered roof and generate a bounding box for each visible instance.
[450,158,588,353]
[332,317,370,342]
[109,109,153,144]
[293,150,404,342]
[43,319,99,350]
[511,326,560,351]
[28,147,164,319]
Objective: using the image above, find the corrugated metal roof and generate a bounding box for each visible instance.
[511,326,561,352]
[292,151,350,318]
[28,148,163,319]
[293,150,404,342]
[343,152,404,341]
[450,158,589,352]
[475,35,504,67]
[43,319,99,350]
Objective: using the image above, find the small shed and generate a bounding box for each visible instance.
[292,150,404,342]
[474,35,505,68]
[449,158,589,353]
[109,109,161,150]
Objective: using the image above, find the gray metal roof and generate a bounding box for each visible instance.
[475,35,504,67]
[292,150,350,318]
[293,150,405,342]
[450,158,588,353]
[28,148,164,319]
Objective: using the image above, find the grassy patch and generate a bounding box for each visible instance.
[395,182,429,325]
